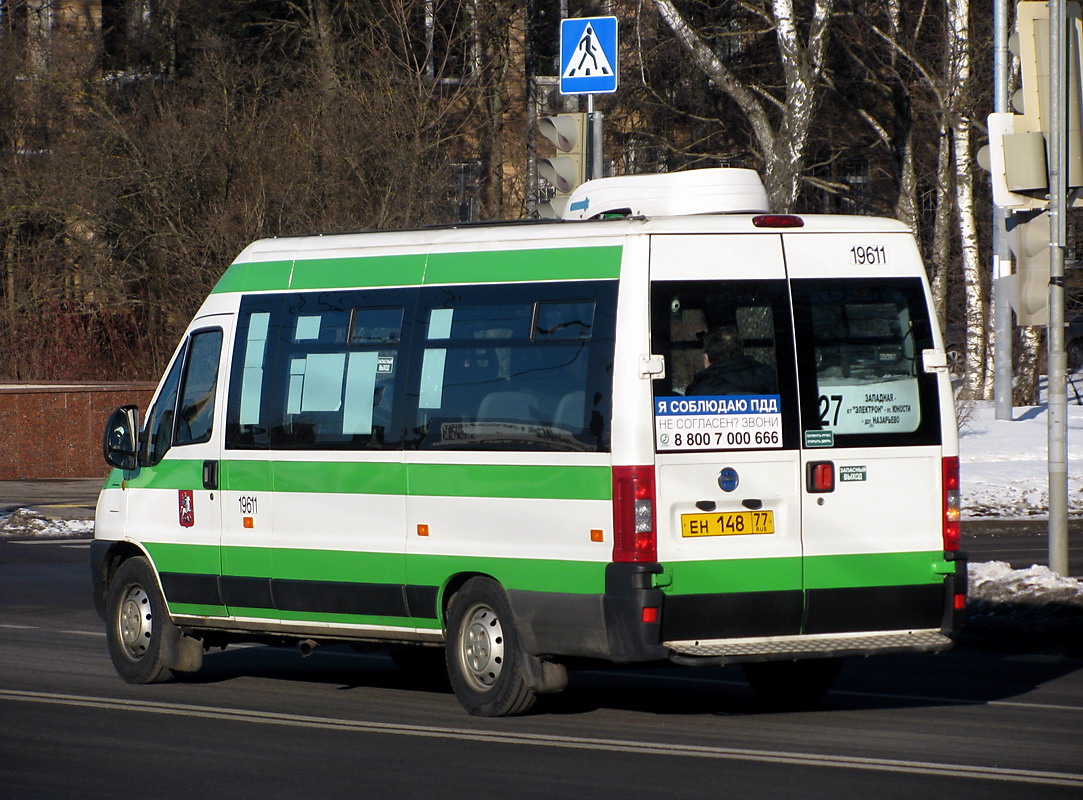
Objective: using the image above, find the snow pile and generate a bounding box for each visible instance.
[0,509,93,539]
[969,561,1083,609]
[959,400,1083,519]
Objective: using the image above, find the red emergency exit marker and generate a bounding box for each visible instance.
[808,461,835,493]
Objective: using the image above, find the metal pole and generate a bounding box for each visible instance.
[994,0,1014,420]
[1048,0,1069,576]
[587,94,604,181]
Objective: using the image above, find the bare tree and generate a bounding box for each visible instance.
[651,0,835,211]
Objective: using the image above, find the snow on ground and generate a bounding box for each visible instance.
[0,508,93,539]
[1,397,1081,610]
[959,398,1083,519]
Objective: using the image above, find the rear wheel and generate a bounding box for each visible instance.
[742,658,843,709]
[105,556,176,684]
[445,577,536,717]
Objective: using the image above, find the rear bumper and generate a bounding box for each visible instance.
[507,562,669,663]
[509,556,967,666]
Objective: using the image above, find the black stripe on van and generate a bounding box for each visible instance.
[160,574,440,621]
[803,583,945,634]
[661,590,804,641]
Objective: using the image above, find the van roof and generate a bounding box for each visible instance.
[232,213,913,266]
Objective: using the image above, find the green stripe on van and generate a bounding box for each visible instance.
[423,247,622,284]
[406,463,610,500]
[128,459,610,501]
[803,551,947,589]
[211,246,622,293]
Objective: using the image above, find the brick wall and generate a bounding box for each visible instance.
[0,383,156,480]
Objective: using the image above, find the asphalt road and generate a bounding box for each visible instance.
[1,537,1081,799]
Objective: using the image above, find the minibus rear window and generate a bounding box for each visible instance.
[791,278,941,448]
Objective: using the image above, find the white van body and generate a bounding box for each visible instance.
[92,170,964,716]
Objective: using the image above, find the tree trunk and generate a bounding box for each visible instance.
[652,0,835,212]
[930,125,953,322]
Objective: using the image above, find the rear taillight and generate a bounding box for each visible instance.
[942,456,961,551]
[612,465,656,562]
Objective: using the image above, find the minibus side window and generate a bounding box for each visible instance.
[791,278,940,447]
[409,282,616,451]
[175,329,223,446]
[143,342,187,465]
[257,290,410,451]
[226,300,279,449]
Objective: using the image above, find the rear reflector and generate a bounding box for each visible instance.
[642,607,659,624]
[942,456,961,551]
[752,214,804,228]
[613,465,657,562]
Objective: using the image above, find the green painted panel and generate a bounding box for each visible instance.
[123,459,204,490]
[144,542,220,575]
[223,460,274,492]
[289,255,428,289]
[128,459,607,502]
[274,548,405,583]
[212,260,294,294]
[222,545,273,578]
[407,463,611,500]
[229,606,441,629]
[210,246,623,295]
[407,554,606,595]
[803,551,948,589]
[274,461,406,495]
[423,246,622,284]
[168,602,229,617]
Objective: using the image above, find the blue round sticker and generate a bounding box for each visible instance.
[718,468,739,492]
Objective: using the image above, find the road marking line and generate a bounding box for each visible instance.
[588,671,1083,714]
[1,689,1080,788]
[6,538,92,545]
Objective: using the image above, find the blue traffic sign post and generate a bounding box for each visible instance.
[558,16,619,182]
[559,16,619,95]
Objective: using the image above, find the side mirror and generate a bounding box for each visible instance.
[103,405,140,471]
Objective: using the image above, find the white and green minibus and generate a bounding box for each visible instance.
[93,169,965,716]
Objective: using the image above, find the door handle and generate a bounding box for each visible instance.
[202,460,219,491]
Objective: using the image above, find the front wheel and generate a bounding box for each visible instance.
[105,556,176,684]
[445,577,537,716]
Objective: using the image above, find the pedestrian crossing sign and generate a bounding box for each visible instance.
[559,16,619,95]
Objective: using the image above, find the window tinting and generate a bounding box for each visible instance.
[791,278,940,447]
[175,329,223,446]
[650,280,798,452]
[409,282,616,451]
[226,290,413,451]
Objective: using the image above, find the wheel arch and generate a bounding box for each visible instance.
[91,539,160,619]
[438,571,494,630]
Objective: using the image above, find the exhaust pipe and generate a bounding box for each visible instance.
[298,639,319,657]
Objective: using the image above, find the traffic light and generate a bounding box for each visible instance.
[1010,209,1052,325]
[989,0,1083,208]
[538,113,587,218]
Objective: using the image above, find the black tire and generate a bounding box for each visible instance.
[445,577,537,717]
[742,658,843,709]
[105,556,176,684]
